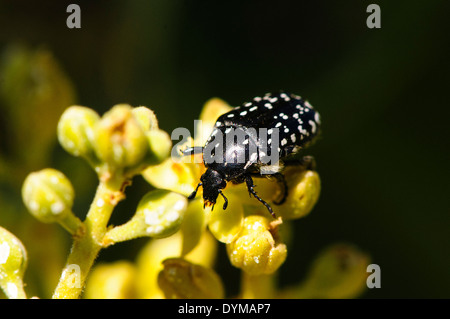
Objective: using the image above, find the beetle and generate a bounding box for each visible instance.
[184,92,321,218]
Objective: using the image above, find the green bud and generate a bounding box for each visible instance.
[131,106,159,131]
[57,106,100,162]
[145,129,172,166]
[93,104,148,170]
[0,227,27,299]
[279,169,321,220]
[103,190,187,245]
[0,45,76,169]
[284,243,370,299]
[22,168,84,236]
[158,258,224,299]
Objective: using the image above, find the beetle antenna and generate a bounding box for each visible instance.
[218,190,228,210]
[188,182,202,200]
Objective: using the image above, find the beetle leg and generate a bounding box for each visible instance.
[218,190,228,210]
[271,173,288,205]
[245,175,276,218]
[249,172,287,205]
[188,182,202,200]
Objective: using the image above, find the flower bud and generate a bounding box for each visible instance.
[0,227,27,299]
[103,190,187,245]
[135,229,218,298]
[131,106,159,131]
[93,104,148,170]
[145,129,172,166]
[22,168,84,235]
[57,106,100,161]
[279,168,321,220]
[84,261,136,299]
[226,215,287,275]
[158,258,224,299]
[284,243,370,299]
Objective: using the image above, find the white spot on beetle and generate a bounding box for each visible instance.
[314,112,321,124]
[227,113,235,118]
[240,110,248,116]
[309,120,317,134]
[281,138,287,146]
[249,106,258,112]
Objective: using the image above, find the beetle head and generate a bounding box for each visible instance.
[200,168,227,208]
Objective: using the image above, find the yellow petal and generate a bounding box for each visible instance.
[180,199,207,256]
[142,158,201,197]
[84,261,136,299]
[208,194,244,244]
[197,98,232,145]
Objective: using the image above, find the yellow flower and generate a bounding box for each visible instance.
[142,97,321,266]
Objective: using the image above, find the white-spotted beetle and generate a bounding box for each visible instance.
[184,92,321,218]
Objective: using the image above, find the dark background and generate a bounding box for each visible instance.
[0,0,449,298]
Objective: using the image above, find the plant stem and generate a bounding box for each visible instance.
[240,271,276,299]
[52,177,124,299]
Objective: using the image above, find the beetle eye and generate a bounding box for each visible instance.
[220,180,227,188]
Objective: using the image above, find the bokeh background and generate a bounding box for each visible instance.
[1,0,449,298]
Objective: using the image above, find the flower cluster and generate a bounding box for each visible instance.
[0,95,370,299]
[19,103,177,298]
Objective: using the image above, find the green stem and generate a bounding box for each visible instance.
[58,211,85,237]
[240,271,276,299]
[52,177,124,299]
